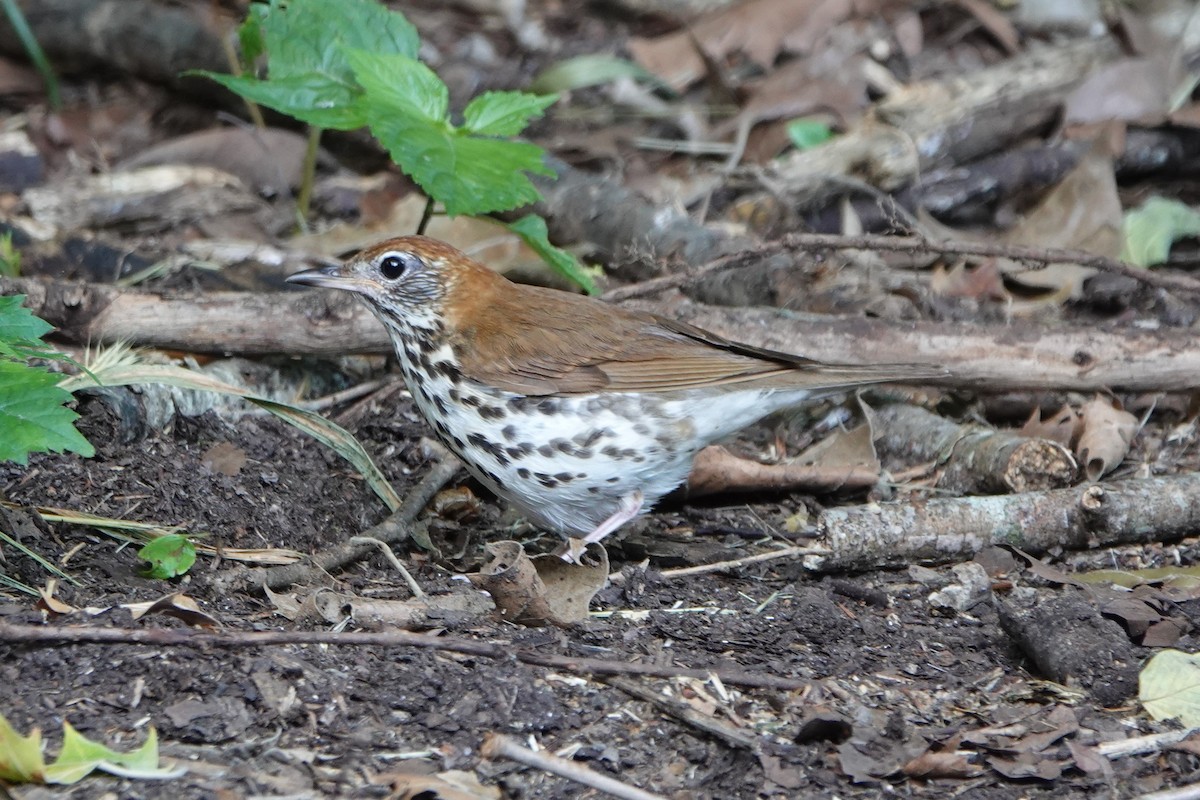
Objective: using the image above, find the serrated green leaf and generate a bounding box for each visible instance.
[507,215,598,294]
[201,0,418,130]
[785,118,834,151]
[345,49,448,122]
[0,295,52,345]
[138,534,197,579]
[463,91,556,136]
[0,360,94,464]
[347,49,553,216]
[1121,196,1200,268]
[258,0,418,79]
[197,71,367,130]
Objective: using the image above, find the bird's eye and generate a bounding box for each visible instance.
[379,254,410,280]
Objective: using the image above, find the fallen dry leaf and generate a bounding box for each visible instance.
[201,441,246,477]
[118,127,313,196]
[627,0,865,90]
[1019,405,1082,449]
[1076,395,1137,480]
[123,592,219,628]
[467,541,608,626]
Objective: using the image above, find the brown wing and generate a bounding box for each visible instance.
[451,283,941,397]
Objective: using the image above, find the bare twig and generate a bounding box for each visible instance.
[604,676,759,751]
[207,452,461,595]
[482,733,666,800]
[604,233,1200,302]
[348,536,425,598]
[658,546,822,579]
[0,622,808,691]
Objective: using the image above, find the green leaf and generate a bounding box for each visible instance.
[199,0,418,130]
[785,118,834,151]
[344,48,448,121]
[138,534,197,579]
[0,360,94,464]
[0,295,51,347]
[507,215,599,295]
[257,0,418,78]
[1121,196,1200,268]
[463,91,556,136]
[236,7,266,67]
[197,72,367,130]
[0,713,45,783]
[531,54,669,94]
[350,50,554,217]
[46,723,178,784]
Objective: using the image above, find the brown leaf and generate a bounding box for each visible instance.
[202,441,246,477]
[119,127,312,196]
[627,0,862,91]
[1000,140,1123,297]
[467,541,607,626]
[953,0,1020,54]
[1019,405,1081,449]
[123,592,219,628]
[903,749,982,779]
[1076,395,1137,480]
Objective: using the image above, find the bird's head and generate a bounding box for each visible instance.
[287,235,500,336]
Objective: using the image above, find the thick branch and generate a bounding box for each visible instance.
[806,476,1200,572]
[6,275,1200,392]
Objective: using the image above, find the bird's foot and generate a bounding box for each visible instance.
[559,490,644,563]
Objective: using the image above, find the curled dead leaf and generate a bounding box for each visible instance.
[1076,396,1137,480]
[467,541,608,626]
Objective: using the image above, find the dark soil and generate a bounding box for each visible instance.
[4,392,1198,799]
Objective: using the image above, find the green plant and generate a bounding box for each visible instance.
[0,296,93,464]
[0,232,21,277]
[0,0,59,110]
[137,533,197,579]
[0,712,179,784]
[194,0,596,292]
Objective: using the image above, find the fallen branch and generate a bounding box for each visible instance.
[871,404,1077,494]
[604,233,1200,301]
[0,622,808,691]
[7,275,1200,393]
[807,475,1200,572]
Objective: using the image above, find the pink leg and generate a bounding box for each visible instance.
[582,490,644,545]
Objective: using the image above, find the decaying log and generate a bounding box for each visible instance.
[806,476,1200,572]
[871,404,1077,494]
[6,275,1200,393]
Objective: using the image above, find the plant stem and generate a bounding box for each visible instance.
[295,125,323,226]
[0,0,59,110]
[219,25,266,128]
[417,196,436,235]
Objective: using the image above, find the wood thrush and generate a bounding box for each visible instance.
[288,236,944,542]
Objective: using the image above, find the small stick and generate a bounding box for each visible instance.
[299,378,391,412]
[1095,727,1199,759]
[603,233,1200,302]
[0,621,807,690]
[481,733,666,800]
[603,676,759,751]
[658,545,824,579]
[348,536,425,598]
